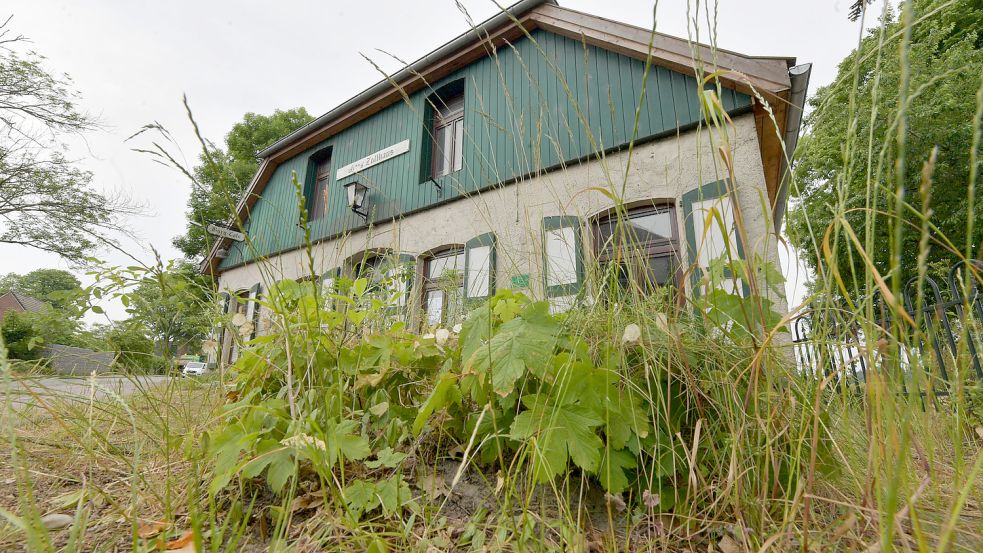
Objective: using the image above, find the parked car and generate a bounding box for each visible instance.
[181,361,209,377]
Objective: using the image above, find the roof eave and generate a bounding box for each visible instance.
[256,0,556,160]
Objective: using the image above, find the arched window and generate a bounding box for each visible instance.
[346,250,415,310]
[421,247,465,328]
[593,203,681,293]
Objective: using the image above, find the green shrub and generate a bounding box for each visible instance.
[1,310,43,360]
[204,267,829,528]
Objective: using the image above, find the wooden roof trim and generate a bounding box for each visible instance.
[201,158,275,275]
[529,5,792,100]
[264,6,795,167]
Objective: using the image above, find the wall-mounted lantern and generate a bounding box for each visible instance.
[343,180,369,221]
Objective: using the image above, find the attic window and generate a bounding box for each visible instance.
[312,156,331,219]
[429,90,464,179]
[306,148,332,220]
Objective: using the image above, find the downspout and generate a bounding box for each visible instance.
[773,63,812,233]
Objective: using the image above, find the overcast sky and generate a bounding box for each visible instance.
[1,0,885,319]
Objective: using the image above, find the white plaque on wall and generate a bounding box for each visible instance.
[336,139,411,179]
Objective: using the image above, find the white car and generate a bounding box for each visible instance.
[181,361,209,376]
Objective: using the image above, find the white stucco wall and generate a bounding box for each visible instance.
[217,112,785,324]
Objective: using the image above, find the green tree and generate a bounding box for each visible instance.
[788,0,983,288]
[123,261,212,358]
[0,18,138,260]
[105,322,156,370]
[1,310,41,360]
[0,268,83,310]
[1,305,83,360]
[173,108,314,259]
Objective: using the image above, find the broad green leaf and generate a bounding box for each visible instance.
[365,447,407,469]
[577,368,652,449]
[459,303,492,364]
[466,306,559,397]
[492,297,522,322]
[598,447,636,494]
[353,277,368,296]
[367,538,389,553]
[266,453,296,493]
[412,374,460,436]
[326,419,370,465]
[344,479,379,519]
[209,428,251,494]
[240,438,282,478]
[511,394,603,482]
[375,478,412,516]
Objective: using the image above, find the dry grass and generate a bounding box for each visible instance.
[1,369,979,552]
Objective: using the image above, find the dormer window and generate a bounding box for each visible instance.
[306,148,332,220]
[430,90,464,178]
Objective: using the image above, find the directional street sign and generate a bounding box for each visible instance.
[206,223,245,242]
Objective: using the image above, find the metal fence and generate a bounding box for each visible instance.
[790,260,983,395]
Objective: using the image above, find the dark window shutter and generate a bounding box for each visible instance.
[218,291,231,355]
[321,267,340,309]
[464,232,496,305]
[246,283,261,340]
[397,254,417,309]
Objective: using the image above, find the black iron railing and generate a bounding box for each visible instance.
[790,260,983,396]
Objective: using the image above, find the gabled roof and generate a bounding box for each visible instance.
[202,0,809,275]
[1,290,46,313]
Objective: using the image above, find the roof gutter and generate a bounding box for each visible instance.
[256,0,556,160]
[772,62,811,233]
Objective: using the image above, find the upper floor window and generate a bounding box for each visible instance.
[593,204,680,293]
[422,247,465,328]
[311,155,332,220]
[430,91,464,179]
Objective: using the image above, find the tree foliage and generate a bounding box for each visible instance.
[172,108,314,259]
[104,322,156,370]
[123,261,212,358]
[788,0,983,288]
[0,18,138,260]
[1,304,83,360]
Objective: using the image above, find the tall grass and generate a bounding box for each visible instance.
[2,1,982,551]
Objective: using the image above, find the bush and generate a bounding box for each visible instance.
[1,310,43,360]
[107,323,156,371]
[204,271,827,532]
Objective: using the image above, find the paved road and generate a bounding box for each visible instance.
[3,375,172,407]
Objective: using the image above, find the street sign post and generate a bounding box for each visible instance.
[206,223,245,242]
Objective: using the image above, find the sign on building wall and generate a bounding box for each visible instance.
[336,139,411,180]
[206,223,245,242]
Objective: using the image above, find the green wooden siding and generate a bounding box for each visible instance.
[220,29,750,269]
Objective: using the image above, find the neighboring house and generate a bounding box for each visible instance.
[0,290,46,320]
[202,0,811,366]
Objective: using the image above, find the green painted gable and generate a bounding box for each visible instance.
[219,28,751,269]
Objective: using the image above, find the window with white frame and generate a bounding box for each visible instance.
[422,247,465,328]
[690,194,742,294]
[430,91,464,179]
